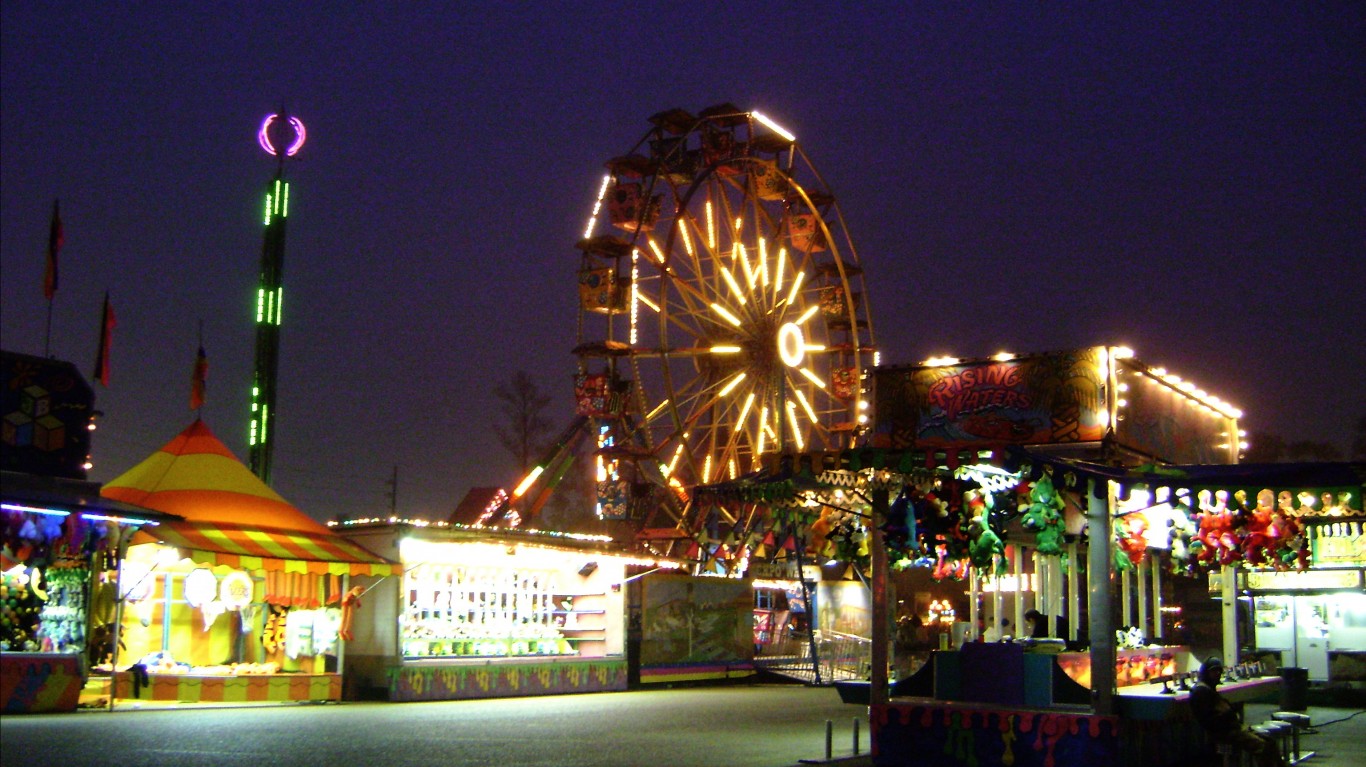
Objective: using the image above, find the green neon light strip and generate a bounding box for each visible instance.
[275,288,283,325]
[257,288,266,322]
[282,182,290,218]
[264,194,272,225]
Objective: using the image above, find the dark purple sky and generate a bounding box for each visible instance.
[3,4,1362,522]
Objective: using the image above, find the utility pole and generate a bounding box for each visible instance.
[385,465,398,515]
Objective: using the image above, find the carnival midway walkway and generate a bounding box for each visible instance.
[2,682,1360,766]
[2,683,868,767]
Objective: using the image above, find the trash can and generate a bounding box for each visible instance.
[1279,667,1308,711]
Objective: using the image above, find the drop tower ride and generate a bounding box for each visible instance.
[248,110,305,483]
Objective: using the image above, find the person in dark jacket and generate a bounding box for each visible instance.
[1189,656,1285,766]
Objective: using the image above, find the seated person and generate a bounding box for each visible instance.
[1024,609,1048,638]
[1189,657,1285,767]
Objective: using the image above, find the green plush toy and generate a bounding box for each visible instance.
[967,512,1006,576]
[1022,475,1067,557]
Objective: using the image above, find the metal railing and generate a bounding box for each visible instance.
[753,630,871,684]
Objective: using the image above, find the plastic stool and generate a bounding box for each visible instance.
[1272,711,1315,763]
[1259,721,1292,765]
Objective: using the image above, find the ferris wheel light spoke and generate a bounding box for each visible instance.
[636,292,660,312]
[752,110,796,142]
[728,458,738,480]
[678,220,695,257]
[734,243,757,287]
[718,372,747,397]
[785,271,806,307]
[646,236,667,264]
[773,247,787,296]
[706,202,716,250]
[785,401,805,451]
[737,392,756,426]
[645,398,672,422]
[756,237,770,288]
[798,367,827,389]
[794,388,819,422]
[582,174,612,239]
[703,454,713,483]
[710,345,742,354]
[710,303,743,327]
[720,267,748,305]
[757,405,770,454]
[795,304,820,325]
[630,249,641,346]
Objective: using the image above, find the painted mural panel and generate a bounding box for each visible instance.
[873,349,1107,449]
[1112,359,1235,464]
[639,574,751,666]
[1,351,94,479]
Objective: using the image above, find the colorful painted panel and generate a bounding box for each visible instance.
[874,348,1107,450]
[639,575,752,667]
[1,351,94,479]
[112,672,341,703]
[1113,358,1235,464]
[0,652,82,713]
[872,704,1121,767]
[387,659,627,702]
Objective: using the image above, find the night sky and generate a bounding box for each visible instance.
[3,4,1362,523]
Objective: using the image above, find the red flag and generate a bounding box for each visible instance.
[190,344,208,410]
[44,200,64,300]
[93,292,115,386]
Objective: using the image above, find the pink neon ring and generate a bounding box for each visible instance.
[258,114,307,157]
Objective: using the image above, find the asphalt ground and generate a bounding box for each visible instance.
[1,683,870,767]
[1241,702,1366,767]
[2,684,1359,767]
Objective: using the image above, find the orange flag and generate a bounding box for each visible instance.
[44,200,64,300]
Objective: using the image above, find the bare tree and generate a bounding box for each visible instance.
[1243,430,1346,463]
[493,370,554,474]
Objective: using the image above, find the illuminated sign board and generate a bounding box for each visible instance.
[1244,569,1362,592]
[1113,359,1238,464]
[873,348,1106,450]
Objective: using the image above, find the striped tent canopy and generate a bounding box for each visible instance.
[102,419,395,576]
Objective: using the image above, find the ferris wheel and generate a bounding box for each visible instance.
[574,104,876,531]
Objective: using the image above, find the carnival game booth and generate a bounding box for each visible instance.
[1,472,175,713]
[98,420,397,706]
[335,518,680,702]
[857,346,1303,767]
[1185,462,1366,690]
[2,351,179,714]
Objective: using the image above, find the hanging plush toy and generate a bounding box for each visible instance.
[262,604,288,654]
[1022,474,1067,557]
[807,508,837,560]
[1166,495,1198,574]
[881,488,918,559]
[339,586,365,641]
[966,510,1005,576]
[1240,490,1276,566]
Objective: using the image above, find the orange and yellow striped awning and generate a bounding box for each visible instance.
[104,419,397,576]
[144,519,397,576]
